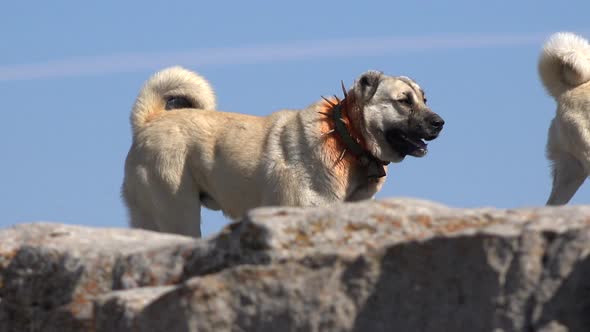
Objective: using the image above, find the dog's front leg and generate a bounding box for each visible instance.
[546,152,587,205]
[346,177,386,202]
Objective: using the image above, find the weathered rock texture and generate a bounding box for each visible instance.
[1,198,589,332]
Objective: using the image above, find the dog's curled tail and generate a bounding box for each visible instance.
[131,66,216,133]
[539,32,590,98]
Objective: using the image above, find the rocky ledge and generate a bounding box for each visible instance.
[1,198,589,332]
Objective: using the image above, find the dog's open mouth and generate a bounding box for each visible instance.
[386,129,428,157]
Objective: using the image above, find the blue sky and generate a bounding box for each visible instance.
[2,1,589,237]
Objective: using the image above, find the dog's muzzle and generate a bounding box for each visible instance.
[424,113,445,139]
[386,112,444,158]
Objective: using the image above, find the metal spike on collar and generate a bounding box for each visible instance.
[320,96,337,107]
[320,129,335,137]
[340,80,348,99]
[337,148,347,164]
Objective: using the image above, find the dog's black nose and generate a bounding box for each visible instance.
[429,115,445,129]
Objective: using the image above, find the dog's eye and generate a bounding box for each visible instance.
[396,98,412,105]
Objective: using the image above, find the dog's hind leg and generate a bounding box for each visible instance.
[127,185,203,237]
[149,175,204,237]
[124,163,203,237]
[148,196,202,237]
[546,152,587,205]
[127,201,160,232]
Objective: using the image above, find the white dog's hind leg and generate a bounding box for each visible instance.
[126,168,203,237]
[546,153,587,205]
[127,202,160,232]
[149,178,203,237]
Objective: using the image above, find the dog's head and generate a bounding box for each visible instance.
[350,70,444,163]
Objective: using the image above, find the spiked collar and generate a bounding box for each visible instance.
[320,85,389,179]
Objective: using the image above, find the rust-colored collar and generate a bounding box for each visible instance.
[319,86,388,179]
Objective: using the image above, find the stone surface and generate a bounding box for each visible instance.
[94,286,174,331]
[0,223,196,332]
[1,198,590,331]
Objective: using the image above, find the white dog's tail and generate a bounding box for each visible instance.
[130,66,216,133]
[538,32,590,98]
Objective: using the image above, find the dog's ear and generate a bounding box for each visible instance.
[355,70,383,101]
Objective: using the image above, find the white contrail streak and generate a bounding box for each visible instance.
[0,33,550,81]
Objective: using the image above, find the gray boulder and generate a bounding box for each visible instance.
[1,198,589,331]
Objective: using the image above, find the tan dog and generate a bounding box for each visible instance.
[122,67,444,236]
[539,32,590,205]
